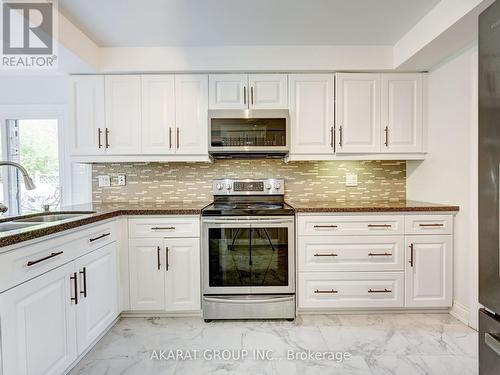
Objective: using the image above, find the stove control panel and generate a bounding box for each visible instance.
[213,178,285,195]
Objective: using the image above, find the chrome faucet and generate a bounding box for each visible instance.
[0,161,36,214]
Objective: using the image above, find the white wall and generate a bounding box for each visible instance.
[407,45,478,328]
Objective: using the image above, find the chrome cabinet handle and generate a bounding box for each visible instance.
[330,126,334,148]
[368,288,392,293]
[485,333,500,356]
[27,251,64,267]
[98,128,103,149]
[250,86,254,105]
[89,233,110,242]
[105,128,110,148]
[176,128,180,149]
[419,223,444,227]
[384,126,389,147]
[70,272,78,304]
[314,253,338,257]
[151,226,175,230]
[314,289,338,294]
[368,252,393,257]
[368,224,392,228]
[243,86,247,105]
[79,267,87,298]
[409,243,414,267]
[165,247,169,271]
[157,246,161,270]
[339,126,343,147]
[314,225,338,229]
[169,127,172,149]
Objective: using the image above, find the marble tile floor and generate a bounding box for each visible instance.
[70,313,478,375]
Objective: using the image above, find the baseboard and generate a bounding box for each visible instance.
[298,308,450,315]
[120,310,202,318]
[450,301,470,325]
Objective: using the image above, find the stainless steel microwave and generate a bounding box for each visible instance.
[208,109,289,158]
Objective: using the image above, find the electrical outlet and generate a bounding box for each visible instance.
[345,173,358,187]
[98,175,111,187]
[115,174,126,186]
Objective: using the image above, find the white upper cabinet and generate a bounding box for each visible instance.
[105,75,142,155]
[141,75,176,154]
[381,74,423,153]
[175,75,209,155]
[289,74,334,156]
[209,74,288,110]
[209,74,248,109]
[69,76,106,155]
[335,73,381,154]
[405,235,453,308]
[248,74,288,109]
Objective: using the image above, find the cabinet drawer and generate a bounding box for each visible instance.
[298,272,404,309]
[298,236,404,272]
[297,215,404,236]
[0,221,117,293]
[128,216,200,238]
[405,215,453,235]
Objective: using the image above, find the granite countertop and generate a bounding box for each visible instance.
[287,200,460,213]
[0,201,210,248]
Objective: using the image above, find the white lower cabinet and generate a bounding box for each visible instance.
[405,235,453,308]
[299,272,404,309]
[297,213,454,311]
[129,228,201,312]
[75,242,118,353]
[0,262,77,375]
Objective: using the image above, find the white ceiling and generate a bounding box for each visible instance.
[59,0,441,47]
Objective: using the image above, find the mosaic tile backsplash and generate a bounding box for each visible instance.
[92,160,406,203]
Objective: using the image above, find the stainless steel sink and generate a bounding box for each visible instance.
[0,222,39,232]
[15,212,95,223]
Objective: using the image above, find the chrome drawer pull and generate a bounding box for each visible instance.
[368,252,393,257]
[314,225,338,229]
[419,223,444,227]
[151,226,176,230]
[27,251,63,267]
[314,253,338,257]
[368,288,392,293]
[89,232,111,242]
[314,289,338,294]
[367,224,392,228]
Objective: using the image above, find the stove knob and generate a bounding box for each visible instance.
[265,183,272,190]
[216,183,223,190]
[274,183,281,190]
[226,184,232,191]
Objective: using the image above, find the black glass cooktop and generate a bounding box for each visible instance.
[202,199,295,216]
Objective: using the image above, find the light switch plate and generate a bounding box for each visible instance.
[98,175,111,187]
[345,173,358,187]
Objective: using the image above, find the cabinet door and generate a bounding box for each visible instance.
[248,74,288,109]
[129,239,165,310]
[69,76,105,155]
[164,238,201,312]
[405,236,453,308]
[289,74,334,155]
[336,73,381,153]
[0,262,77,375]
[105,75,142,154]
[209,74,248,109]
[141,75,176,154]
[175,75,209,155]
[381,74,423,153]
[75,242,118,354]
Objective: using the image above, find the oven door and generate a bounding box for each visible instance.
[202,216,295,295]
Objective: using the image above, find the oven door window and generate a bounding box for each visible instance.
[208,227,289,287]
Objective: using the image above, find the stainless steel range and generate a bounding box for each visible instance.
[201,178,295,321]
